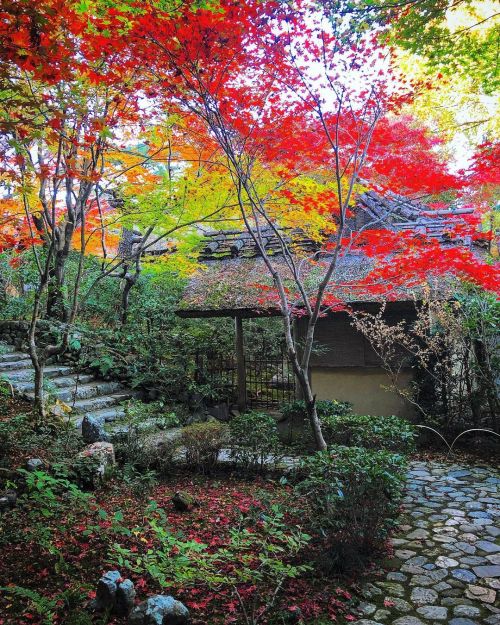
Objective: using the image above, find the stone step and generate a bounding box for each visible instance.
[14,374,95,393]
[86,406,127,423]
[0,358,33,372]
[54,381,123,403]
[3,364,74,383]
[69,392,131,415]
[0,351,28,363]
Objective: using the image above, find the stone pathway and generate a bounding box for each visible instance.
[355,460,500,625]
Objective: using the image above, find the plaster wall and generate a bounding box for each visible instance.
[310,366,416,418]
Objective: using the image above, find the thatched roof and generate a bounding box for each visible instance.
[175,191,475,318]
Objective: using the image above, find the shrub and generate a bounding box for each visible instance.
[229,411,283,473]
[296,446,407,554]
[321,414,416,453]
[281,399,352,422]
[179,421,229,473]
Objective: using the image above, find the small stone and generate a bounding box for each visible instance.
[353,621,384,625]
[465,584,496,603]
[375,582,405,597]
[406,529,429,540]
[433,581,451,591]
[473,565,500,578]
[26,458,44,472]
[387,572,407,582]
[128,595,189,625]
[393,617,425,625]
[453,605,481,618]
[358,602,377,616]
[387,598,411,613]
[477,541,500,554]
[449,619,480,625]
[416,605,448,620]
[409,575,433,586]
[373,609,391,621]
[395,550,416,560]
[451,569,477,583]
[436,555,458,568]
[410,587,438,606]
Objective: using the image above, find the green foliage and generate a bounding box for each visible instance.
[296,446,407,553]
[321,414,416,453]
[112,501,311,625]
[179,421,229,473]
[0,586,58,625]
[229,411,283,473]
[281,399,352,422]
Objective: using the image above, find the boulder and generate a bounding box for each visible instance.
[96,570,121,609]
[78,442,115,479]
[129,595,189,625]
[171,491,198,512]
[82,415,109,443]
[95,570,136,616]
[116,579,136,616]
[26,458,44,472]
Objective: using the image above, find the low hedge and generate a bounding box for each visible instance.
[321,413,416,453]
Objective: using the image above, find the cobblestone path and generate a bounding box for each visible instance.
[354,460,500,625]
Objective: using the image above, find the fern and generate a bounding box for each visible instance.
[0,586,57,625]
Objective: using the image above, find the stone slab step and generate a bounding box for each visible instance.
[55,381,123,403]
[0,351,28,364]
[0,359,33,372]
[85,406,127,423]
[69,392,131,415]
[4,365,74,383]
[13,374,95,393]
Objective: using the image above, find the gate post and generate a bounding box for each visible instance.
[235,316,247,411]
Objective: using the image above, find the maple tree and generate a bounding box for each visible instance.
[0,0,497,430]
[100,0,498,449]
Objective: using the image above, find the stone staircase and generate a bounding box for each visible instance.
[0,342,132,428]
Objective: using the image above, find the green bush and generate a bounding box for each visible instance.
[281,399,352,422]
[179,421,229,473]
[296,446,407,553]
[229,411,283,472]
[321,414,416,453]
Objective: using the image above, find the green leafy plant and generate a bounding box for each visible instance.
[321,414,416,453]
[112,501,311,625]
[179,421,229,473]
[281,399,353,422]
[229,411,283,473]
[296,446,407,554]
[0,586,58,625]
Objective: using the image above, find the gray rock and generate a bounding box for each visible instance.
[393,618,425,625]
[96,570,121,610]
[416,605,448,620]
[116,579,136,616]
[477,541,500,554]
[410,587,438,605]
[451,569,477,583]
[449,619,480,625]
[453,605,481,618]
[358,602,377,616]
[82,415,109,443]
[473,565,500,578]
[129,595,189,625]
[26,458,44,472]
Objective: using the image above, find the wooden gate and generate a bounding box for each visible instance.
[195,351,296,410]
